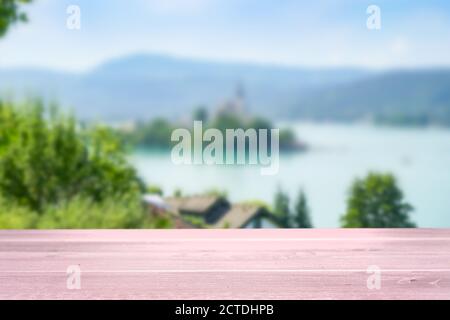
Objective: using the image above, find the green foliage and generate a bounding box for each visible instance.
[182,215,207,228]
[0,100,174,229]
[341,172,416,228]
[0,194,172,229]
[204,188,228,199]
[209,113,244,132]
[247,117,273,131]
[147,184,163,196]
[272,188,313,228]
[273,187,291,228]
[0,196,37,228]
[209,113,301,154]
[0,100,144,212]
[122,111,301,152]
[375,113,431,127]
[293,189,312,228]
[36,195,172,229]
[279,128,298,150]
[173,188,183,198]
[192,106,208,123]
[240,199,271,211]
[0,0,31,37]
[126,118,175,150]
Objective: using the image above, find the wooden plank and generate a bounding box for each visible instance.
[0,229,449,300]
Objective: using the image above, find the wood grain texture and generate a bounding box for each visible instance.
[0,229,449,300]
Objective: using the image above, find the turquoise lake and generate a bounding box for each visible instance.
[132,122,450,228]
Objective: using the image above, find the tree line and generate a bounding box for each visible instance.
[273,172,415,228]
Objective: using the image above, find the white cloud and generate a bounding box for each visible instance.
[390,37,410,56]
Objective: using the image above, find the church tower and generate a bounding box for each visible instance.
[234,82,246,114]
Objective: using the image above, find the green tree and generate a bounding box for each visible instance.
[147,184,163,196]
[204,188,228,199]
[0,193,173,229]
[0,195,37,228]
[273,187,290,228]
[131,118,174,149]
[210,113,244,133]
[279,128,297,150]
[247,117,272,131]
[293,189,312,228]
[0,100,144,212]
[35,194,171,229]
[192,106,208,123]
[173,188,183,197]
[0,0,32,37]
[341,172,416,228]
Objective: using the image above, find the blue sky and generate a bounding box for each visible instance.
[1,0,449,71]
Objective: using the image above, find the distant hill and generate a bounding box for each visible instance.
[0,54,369,121]
[287,69,450,126]
[1,53,450,125]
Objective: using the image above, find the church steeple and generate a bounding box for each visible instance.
[234,82,246,114]
[215,82,248,117]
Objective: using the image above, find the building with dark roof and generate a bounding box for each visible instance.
[144,195,277,228]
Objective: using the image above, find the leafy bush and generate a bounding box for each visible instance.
[204,188,228,199]
[147,184,163,196]
[121,112,301,152]
[0,100,172,229]
[341,172,416,228]
[36,195,171,229]
[0,195,172,229]
[0,0,32,37]
[0,100,144,212]
[0,196,37,229]
[128,118,175,150]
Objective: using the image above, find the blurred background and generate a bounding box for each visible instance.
[0,0,449,228]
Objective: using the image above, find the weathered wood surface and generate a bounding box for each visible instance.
[0,229,449,300]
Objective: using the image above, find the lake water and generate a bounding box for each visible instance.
[131,122,450,228]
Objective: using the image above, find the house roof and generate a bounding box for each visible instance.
[163,196,272,229]
[212,204,264,228]
[165,196,224,215]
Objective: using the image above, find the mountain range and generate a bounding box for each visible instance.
[1,53,449,125]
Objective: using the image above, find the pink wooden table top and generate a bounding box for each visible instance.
[0,229,449,300]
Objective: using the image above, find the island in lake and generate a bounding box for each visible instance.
[118,85,307,153]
